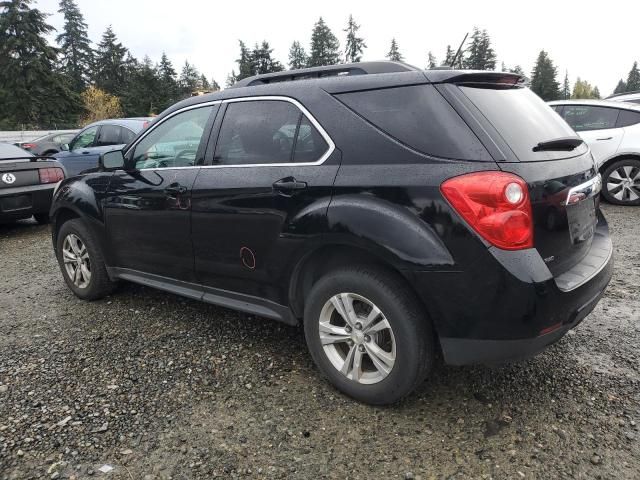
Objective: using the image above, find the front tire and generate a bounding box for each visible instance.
[303,266,434,405]
[601,158,640,205]
[55,219,116,300]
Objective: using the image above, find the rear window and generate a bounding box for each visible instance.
[336,85,491,161]
[460,86,584,161]
[616,109,640,128]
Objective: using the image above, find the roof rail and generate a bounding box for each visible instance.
[230,61,420,88]
[606,90,640,99]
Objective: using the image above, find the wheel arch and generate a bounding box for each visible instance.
[599,153,640,174]
[288,243,438,337]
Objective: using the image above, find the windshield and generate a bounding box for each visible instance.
[459,86,587,161]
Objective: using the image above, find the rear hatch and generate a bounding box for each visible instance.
[445,78,603,279]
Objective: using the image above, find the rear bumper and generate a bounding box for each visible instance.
[410,214,614,366]
[0,183,55,220]
[439,276,608,365]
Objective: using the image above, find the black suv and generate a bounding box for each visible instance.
[50,62,613,404]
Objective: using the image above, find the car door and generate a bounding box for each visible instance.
[59,125,100,176]
[191,98,340,306]
[104,104,218,282]
[561,105,624,167]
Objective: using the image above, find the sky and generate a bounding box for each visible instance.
[37,0,639,96]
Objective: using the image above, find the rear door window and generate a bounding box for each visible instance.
[562,105,619,132]
[336,85,491,161]
[616,109,640,128]
[459,86,585,161]
[96,125,122,146]
[215,100,329,165]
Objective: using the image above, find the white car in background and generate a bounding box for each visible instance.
[548,99,640,205]
[606,90,640,105]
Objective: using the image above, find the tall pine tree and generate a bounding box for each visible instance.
[56,0,93,93]
[179,61,200,96]
[441,45,455,67]
[427,51,437,69]
[613,79,627,95]
[93,26,128,96]
[344,14,366,63]
[156,52,178,111]
[530,50,560,101]
[463,27,496,70]
[288,41,308,70]
[122,55,160,116]
[386,38,403,62]
[561,71,570,99]
[236,40,255,80]
[0,0,78,128]
[308,17,341,67]
[626,61,640,91]
[252,41,283,74]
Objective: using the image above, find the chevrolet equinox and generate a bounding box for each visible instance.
[50,62,613,405]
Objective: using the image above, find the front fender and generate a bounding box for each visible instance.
[327,194,454,269]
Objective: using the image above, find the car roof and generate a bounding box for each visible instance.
[0,143,34,159]
[85,117,153,131]
[548,99,640,111]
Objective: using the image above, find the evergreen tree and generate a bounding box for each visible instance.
[236,40,255,80]
[442,45,455,66]
[561,71,570,99]
[0,0,79,128]
[156,52,178,111]
[179,61,200,96]
[252,41,283,74]
[344,14,366,63]
[93,26,128,96]
[122,55,160,116]
[510,65,524,75]
[530,50,560,101]
[427,51,437,69]
[386,38,403,62]
[593,86,601,99]
[199,74,210,90]
[56,0,93,93]
[288,41,308,70]
[626,61,640,91]
[613,79,627,94]
[308,17,341,67]
[226,70,237,87]
[211,78,221,91]
[463,27,496,70]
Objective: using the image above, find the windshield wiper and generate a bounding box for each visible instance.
[533,137,584,152]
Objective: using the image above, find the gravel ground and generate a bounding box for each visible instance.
[1,204,638,480]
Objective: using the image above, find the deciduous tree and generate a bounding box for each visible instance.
[80,86,122,125]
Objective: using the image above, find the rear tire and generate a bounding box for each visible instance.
[601,158,640,206]
[303,266,434,405]
[33,213,49,225]
[55,219,116,300]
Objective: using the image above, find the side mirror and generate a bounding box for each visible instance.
[99,150,125,171]
[61,144,70,151]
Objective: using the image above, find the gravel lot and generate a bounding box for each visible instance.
[1,204,638,479]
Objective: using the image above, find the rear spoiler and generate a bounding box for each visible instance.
[0,155,57,162]
[424,70,528,87]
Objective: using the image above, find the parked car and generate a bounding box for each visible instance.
[54,118,151,177]
[548,99,640,205]
[14,131,78,156]
[606,90,640,105]
[0,143,65,224]
[50,63,613,405]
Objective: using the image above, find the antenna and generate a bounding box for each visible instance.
[450,32,469,68]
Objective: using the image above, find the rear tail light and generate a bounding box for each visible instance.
[39,167,65,184]
[22,143,35,150]
[440,171,534,250]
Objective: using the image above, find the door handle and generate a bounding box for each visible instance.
[596,137,613,141]
[273,177,307,192]
[81,150,90,154]
[164,184,187,195]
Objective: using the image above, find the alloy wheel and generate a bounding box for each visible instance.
[607,165,640,202]
[62,233,91,288]
[318,293,396,385]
